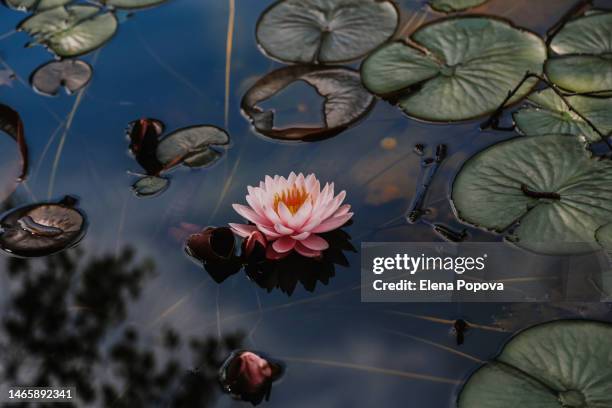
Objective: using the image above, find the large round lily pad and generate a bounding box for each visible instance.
[19,5,118,58]
[30,59,92,96]
[458,320,612,408]
[256,0,399,64]
[0,197,87,257]
[452,134,612,255]
[546,12,612,94]
[103,0,168,9]
[156,125,229,170]
[361,17,546,122]
[4,0,70,12]
[429,0,489,13]
[513,88,612,141]
[596,223,612,250]
[241,65,375,141]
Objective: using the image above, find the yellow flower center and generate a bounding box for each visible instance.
[274,185,309,215]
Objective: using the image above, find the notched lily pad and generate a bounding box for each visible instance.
[256,0,399,64]
[0,103,28,181]
[458,320,612,408]
[19,5,118,58]
[452,134,612,255]
[546,11,612,94]
[132,176,169,198]
[361,17,546,122]
[4,0,70,12]
[429,0,489,13]
[30,59,92,96]
[242,65,375,141]
[0,196,87,257]
[513,88,612,141]
[103,0,168,10]
[156,125,229,170]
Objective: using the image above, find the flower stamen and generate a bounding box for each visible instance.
[274,185,309,214]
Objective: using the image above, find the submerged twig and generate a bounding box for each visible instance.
[546,0,593,45]
[406,144,447,223]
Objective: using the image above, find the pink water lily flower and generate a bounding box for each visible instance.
[230,173,353,259]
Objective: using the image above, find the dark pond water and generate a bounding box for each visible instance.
[0,0,611,406]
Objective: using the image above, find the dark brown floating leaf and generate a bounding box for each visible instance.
[219,350,285,406]
[241,65,375,142]
[0,103,28,181]
[30,59,92,96]
[0,196,87,257]
[127,118,165,176]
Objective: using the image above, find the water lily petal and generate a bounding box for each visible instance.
[277,202,294,225]
[311,213,353,233]
[289,200,312,230]
[274,223,294,235]
[257,224,283,239]
[229,223,258,238]
[301,234,329,251]
[272,236,297,253]
[233,204,270,226]
[266,245,289,260]
[291,231,310,240]
[295,242,322,258]
[334,204,351,217]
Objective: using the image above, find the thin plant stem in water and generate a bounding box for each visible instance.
[385,310,509,333]
[224,0,236,128]
[384,329,484,363]
[279,357,461,385]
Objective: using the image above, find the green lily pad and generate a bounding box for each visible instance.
[31,59,92,96]
[156,126,229,170]
[4,0,70,12]
[256,0,399,64]
[19,5,118,58]
[429,0,489,13]
[132,176,169,197]
[103,0,168,10]
[452,134,612,255]
[596,223,612,250]
[361,17,546,122]
[545,12,612,94]
[513,88,612,141]
[241,65,375,141]
[458,320,612,408]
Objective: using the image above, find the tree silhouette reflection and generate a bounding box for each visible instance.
[0,247,243,407]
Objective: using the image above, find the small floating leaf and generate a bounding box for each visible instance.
[31,59,92,96]
[452,134,612,254]
[546,12,612,94]
[242,65,374,141]
[0,197,86,257]
[0,103,28,181]
[458,320,612,408]
[156,125,229,170]
[361,17,546,122]
[4,0,69,11]
[256,0,399,64]
[19,5,118,58]
[513,88,612,141]
[429,0,489,13]
[131,176,169,197]
[103,0,168,10]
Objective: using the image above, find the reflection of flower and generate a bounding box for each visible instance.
[230,173,353,259]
